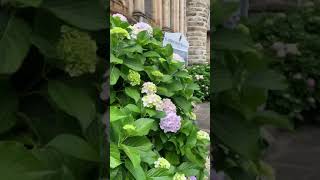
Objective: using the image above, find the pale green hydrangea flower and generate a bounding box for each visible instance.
[152,70,164,78]
[189,112,197,120]
[197,130,210,141]
[110,27,130,39]
[123,124,136,134]
[142,94,163,111]
[128,70,141,86]
[154,157,171,169]
[57,25,97,77]
[173,173,187,180]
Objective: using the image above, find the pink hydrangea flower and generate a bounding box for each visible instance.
[162,98,176,114]
[112,13,128,22]
[160,112,181,133]
[131,22,153,39]
[307,78,316,88]
[189,176,197,180]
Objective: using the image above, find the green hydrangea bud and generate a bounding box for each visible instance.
[151,70,164,78]
[154,157,171,169]
[188,112,197,120]
[173,173,187,180]
[128,70,141,86]
[110,27,130,39]
[197,130,210,141]
[57,25,97,77]
[123,124,136,134]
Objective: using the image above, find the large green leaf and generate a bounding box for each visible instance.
[110,144,122,169]
[125,87,140,103]
[125,159,146,180]
[0,141,45,180]
[212,69,233,93]
[48,81,96,131]
[214,109,262,160]
[41,0,106,30]
[0,81,18,134]
[120,144,141,168]
[252,111,293,130]
[47,134,100,162]
[133,118,155,136]
[110,106,127,122]
[0,15,31,74]
[110,66,120,85]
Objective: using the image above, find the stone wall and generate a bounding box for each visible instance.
[186,0,210,64]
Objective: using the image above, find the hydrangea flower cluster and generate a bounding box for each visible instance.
[160,112,181,133]
[194,74,204,80]
[110,27,130,39]
[173,173,187,180]
[141,82,157,95]
[154,157,171,169]
[162,98,177,114]
[130,22,153,39]
[127,70,141,86]
[57,25,97,77]
[189,176,197,180]
[142,94,163,111]
[197,130,210,141]
[112,13,128,22]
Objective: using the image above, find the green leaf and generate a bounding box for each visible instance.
[147,168,171,178]
[110,66,121,85]
[157,87,174,97]
[110,106,127,122]
[47,134,100,162]
[14,0,42,7]
[144,51,161,58]
[125,104,140,113]
[133,118,155,136]
[120,144,141,168]
[125,87,140,103]
[48,81,96,131]
[245,70,287,90]
[0,81,18,134]
[111,54,123,64]
[41,0,106,30]
[123,57,144,71]
[165,151,180,165]
[125,159,146,180]
[0,15,31,74]
[110,144,122,169]
[214,109,262,160]
[173,96,192,113]
[212,69,233,93]
[0,141,45,180]
[252,111,293,130]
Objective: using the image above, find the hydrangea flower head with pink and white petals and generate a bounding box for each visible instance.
[142,82,157,95]
[131,22,153,39]
[189,176,197,180]
[160,112,181,133]
[162,98,176,114]
[112,13,127,22]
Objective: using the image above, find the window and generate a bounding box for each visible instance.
[145,0,153,18]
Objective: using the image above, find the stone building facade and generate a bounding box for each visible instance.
[110,0,210,65]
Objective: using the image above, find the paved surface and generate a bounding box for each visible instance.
[194,102,210,132]
[264,126,320,180]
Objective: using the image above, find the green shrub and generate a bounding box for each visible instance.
[188,64,210,102]
[0,1,107,179]
[211,0,292,179]
[110,15,210,179]
[248,1,320,124]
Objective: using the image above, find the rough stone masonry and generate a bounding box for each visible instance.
[186,0,210,64]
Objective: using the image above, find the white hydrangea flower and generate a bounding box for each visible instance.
[142,94,163,110]
[131,22,153,39]
[154,157,171,169]
[173,53,184,62]
[141,82,157,95]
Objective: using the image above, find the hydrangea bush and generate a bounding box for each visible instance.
[188,64,210,102]
[110,15,210,179]
[248,1,320,125]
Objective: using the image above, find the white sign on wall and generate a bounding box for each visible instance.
[163,32,189,65]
